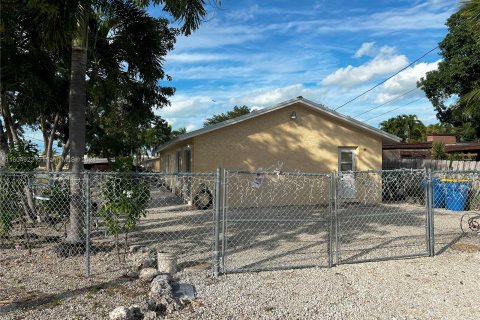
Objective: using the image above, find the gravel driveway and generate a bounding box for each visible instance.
[170,249,480,320]
[2,184,480,319]
[1,247,479,319]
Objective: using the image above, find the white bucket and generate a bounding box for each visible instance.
[157,252,177,275]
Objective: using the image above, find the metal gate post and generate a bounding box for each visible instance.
[222,169,229,273]
[328,174,334,268]
[427,170,435,256]
[85,172,91,276]
[213,168,221,277]
[333,171,339,265]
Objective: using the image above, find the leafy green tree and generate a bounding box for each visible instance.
[426,122,476,142]
[85,2,177,159]
[426,123,456,135]
[142,117,172,156]
[171,127,187,137]
[2,0,219,245]
[460,1,480,113]
[380,115,426,142]
[418,2,480,140]
[203,105,251,127]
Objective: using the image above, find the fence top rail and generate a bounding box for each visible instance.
[432,170,480,175]
[0,170,217,177]
[338,168,427,174]
[225,170,332,177]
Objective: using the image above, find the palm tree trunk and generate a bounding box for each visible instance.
[65,12,88,244]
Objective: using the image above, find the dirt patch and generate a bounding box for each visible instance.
[451,243,480,252]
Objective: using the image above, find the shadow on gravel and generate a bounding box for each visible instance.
[0,276,134,316]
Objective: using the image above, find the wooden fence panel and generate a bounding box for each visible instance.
[383,159,480,170]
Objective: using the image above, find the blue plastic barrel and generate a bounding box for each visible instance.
[444,181,470,211]
[432,178,445,208]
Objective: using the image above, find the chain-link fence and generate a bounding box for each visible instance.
[1,168,479,278]
[335,169,430,264]
[0,171,218,277]
[221,170,333,273]
[431,170,480,255]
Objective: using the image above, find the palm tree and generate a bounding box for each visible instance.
[380,115,426,142]
[7,0,218,246]
[65,0,218,245]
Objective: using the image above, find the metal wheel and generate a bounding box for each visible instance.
[461,212,480,233]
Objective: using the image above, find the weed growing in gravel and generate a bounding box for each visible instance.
[87,286,103,295]
[46,298,63,308]
[264,306,275,312]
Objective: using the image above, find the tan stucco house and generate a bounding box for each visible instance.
[151,97,400,175]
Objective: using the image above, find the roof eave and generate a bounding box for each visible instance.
[154,97,401,153]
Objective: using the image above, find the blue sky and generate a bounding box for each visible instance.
[148,0,459,132]
[24,0,460,151]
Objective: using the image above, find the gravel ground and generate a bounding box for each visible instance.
[2,185,480,319]
[1,246,480,319]
[170,248,480,320]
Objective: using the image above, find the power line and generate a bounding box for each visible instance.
[353,87,420,118]
[361,97,425,123]
[334,46,438,111]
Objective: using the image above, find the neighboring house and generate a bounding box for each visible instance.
[383,134,480,161]
[152,96,401,174]
[37,157,111,171]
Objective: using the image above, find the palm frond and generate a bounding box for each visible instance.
[460,88,480,117]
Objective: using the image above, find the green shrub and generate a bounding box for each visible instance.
[6,140,38,171]
[431,141,447,160]
[98,173,150,260]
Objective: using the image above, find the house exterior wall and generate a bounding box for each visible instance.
[156,102,384,206]
[193,102,382,173]
[157,139,194,173]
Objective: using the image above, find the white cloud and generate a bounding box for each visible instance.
[174,23,263,50]
[225,5,260,22]
[167,53,238,63]
[168,65,253,80]
[159,95,214,118]
[229,84,315,108]
[375,60,440,103]
[353,42,375,58]
[156,84,332,131]
[265,2,455,35]
[322,46,409,87]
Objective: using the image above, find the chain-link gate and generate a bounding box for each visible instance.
[221,170,333,273]
[335,169,431,264]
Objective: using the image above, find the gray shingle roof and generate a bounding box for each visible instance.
[155,97,401,153]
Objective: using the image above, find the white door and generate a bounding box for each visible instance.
[338,149,356,199]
